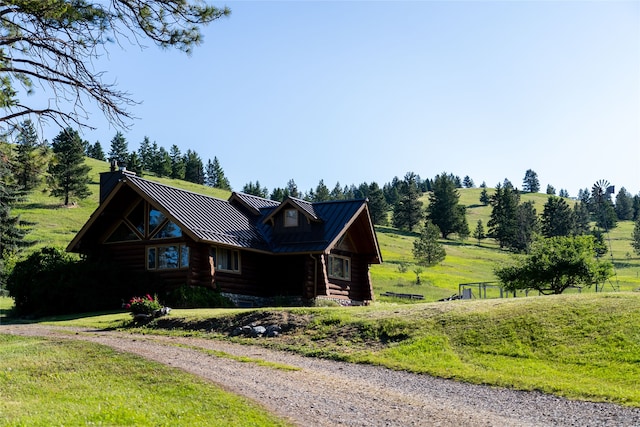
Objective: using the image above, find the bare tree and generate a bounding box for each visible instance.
[0,1,230,130]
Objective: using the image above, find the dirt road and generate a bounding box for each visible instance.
[3,324,639,426]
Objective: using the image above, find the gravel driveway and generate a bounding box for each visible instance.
[3,324,640,426]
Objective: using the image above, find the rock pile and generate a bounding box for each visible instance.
[229,324,282,338]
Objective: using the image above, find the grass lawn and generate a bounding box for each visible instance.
[11,293,640,408]
[0,334,291,427]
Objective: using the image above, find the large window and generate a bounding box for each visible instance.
[212,247,240,273]
[147,245,189,270]
[328,255,351,280]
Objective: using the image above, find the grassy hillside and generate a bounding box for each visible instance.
[10,159,640,299]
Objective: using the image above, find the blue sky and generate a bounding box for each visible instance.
[31,1,639,197]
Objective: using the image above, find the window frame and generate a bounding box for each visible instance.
[146,244,190,270]
[328,254,351,281]
[283,208,299,228]
[212,246,241,274]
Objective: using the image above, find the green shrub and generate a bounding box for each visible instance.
[6,247,158,317]
[165,285,233,308]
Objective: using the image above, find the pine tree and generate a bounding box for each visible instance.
[487,182,521,250]
[152,147,172,178]
[183,149,204,184]
[367,182,389,226]
[412,219,446,266]
[49,128,91,206]
[137,137,152,172]
[615,187,634,221]
[479,187,490,205]
[330,182,344,200]
[541,196,574,238]
[207,157,230,190]
[169,145,185,179]
[427,172,468,239]
[313,179,331,202]
[242,181,268,198]
[462,175,474,188]
[473,219,485,244]
[127,152,143,176]
[392,174,423,232]
[13,120,47,191]
[108,132,129,167]
[632,218,640,256]
[88,141,106,161]
[513,201,539,252]
[286,179,300,198]
[573,201,591,236]
[522,169,540,193]
[0,146,30,287]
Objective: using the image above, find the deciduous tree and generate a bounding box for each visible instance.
[495,235,613,295]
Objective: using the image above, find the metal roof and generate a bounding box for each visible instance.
[69,172,380,262]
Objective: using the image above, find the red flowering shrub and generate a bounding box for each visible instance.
[124,294,162,315]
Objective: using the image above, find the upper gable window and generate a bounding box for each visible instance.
[105,222,140,243]
[284,208,299,227]
[149,208,166,236]
[152,220,182,239]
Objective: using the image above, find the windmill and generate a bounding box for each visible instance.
[591,179,619,291]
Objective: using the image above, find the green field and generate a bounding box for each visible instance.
[12,160,640,300]
[0,333,291,426]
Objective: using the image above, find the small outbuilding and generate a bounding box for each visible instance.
[67,170,382,306]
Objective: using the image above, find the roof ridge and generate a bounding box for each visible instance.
[126,174,229,202]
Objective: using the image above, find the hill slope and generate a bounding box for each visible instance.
[11,159,640,299]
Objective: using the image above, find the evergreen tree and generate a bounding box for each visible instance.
[367,182,389,226]
[270,187,286,202]
[633,194,640,221]
[286,179,300,198]
[88,141,106,161]
[48,128,91,206]
[427,172,469,239]
[487,182,520,250]
[546,184,556,195]
[573,201,591,236]
[412,219,446,266]
[13,120,47,191]
[632,218,640,256]
[0,146,30,287]
[206,157,230,190]
[183,149,204,184]
[615,187,634,220]
[127,152,143,176]
[522,169,540,193]
[313,179,331,202]
[169,145,186,180]
[330,182,344,200]
[558,189,569,198]
[137,137,153,172]
[463,175,474,188]
[108,131,129,167]
[153,147,172,178]
[513,201,539,252]
[473,219,485,244]
[204,158,216,187]
[541,196,574,238]
[242,181,268,198]
[392,174,423,232]
[479,187,490,205]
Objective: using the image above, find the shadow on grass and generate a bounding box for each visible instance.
[375,226,418,238]
[18,202,64,210]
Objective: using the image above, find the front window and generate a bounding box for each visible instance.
[328,255,351,280]
[212,247,240,273]
[147,245,189,270]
